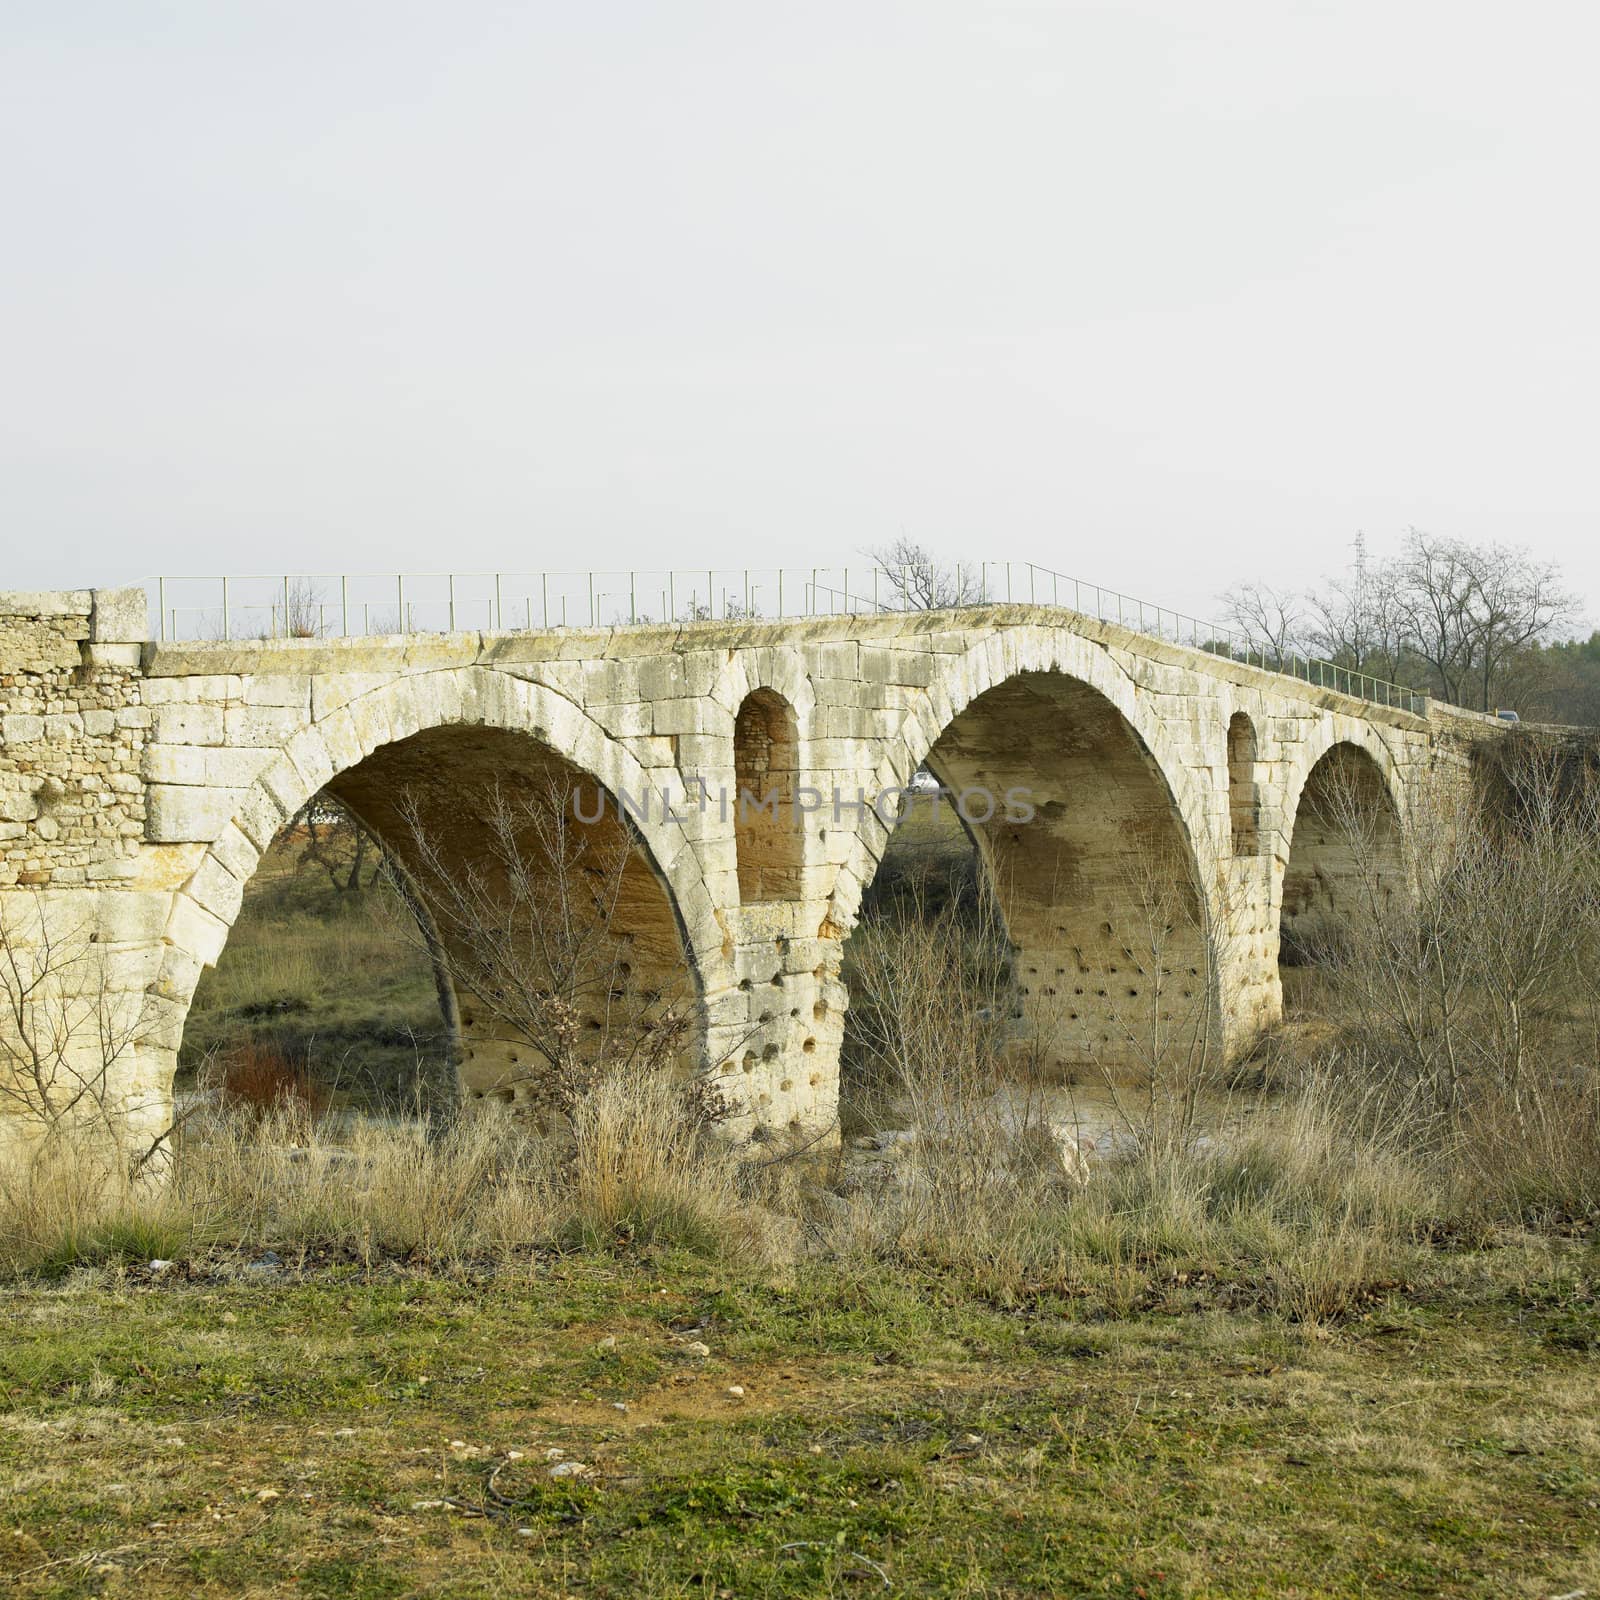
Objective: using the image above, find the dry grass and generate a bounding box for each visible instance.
[0,1068,792,1281]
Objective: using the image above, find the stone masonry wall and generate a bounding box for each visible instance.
[0,589,149,886]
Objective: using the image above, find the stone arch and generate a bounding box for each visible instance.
[1227,711,1262,855]
[733,688,803,903]
[832,626,1224,1079]
[1278,733,1407,966]
[151,667,725,1105]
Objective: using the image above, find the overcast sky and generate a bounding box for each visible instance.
[4,2,1597,627]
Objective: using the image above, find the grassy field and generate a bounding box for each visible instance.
[2,1239,1597,1599]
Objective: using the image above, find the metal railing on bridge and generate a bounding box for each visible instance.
[148,562,1430,717]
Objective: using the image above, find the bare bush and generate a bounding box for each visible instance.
[0,893,148,1145]
[201,1042,332,1128]
[1284,737,1600,1221]
[395,774,729,1135]
[841,879,1068,1213]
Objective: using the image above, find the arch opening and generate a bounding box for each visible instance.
[734,688,803,903]
[1227,712,1262,856]
[1279,741,1405,971]
[842,670,1214,1106]
[184,724,703,1120]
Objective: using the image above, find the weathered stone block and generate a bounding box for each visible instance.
[152,703,224,746]
[89,587,149,644]
[146,785,241,843]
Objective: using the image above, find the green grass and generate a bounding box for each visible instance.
[1,1247,1596,1597]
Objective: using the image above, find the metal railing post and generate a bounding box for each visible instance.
[397,575,405,634]
[630,571,637,624]
[588,571,595,627]
[448,573,457,632]
[341,575,349,637]
[282,575,290,638]
[221,576,230,641]
[542,573,549,628]
[494,573,502,631]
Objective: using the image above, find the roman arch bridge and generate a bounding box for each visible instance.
[0,577,1496,1150]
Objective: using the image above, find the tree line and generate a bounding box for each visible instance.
[1221,529,1596,722]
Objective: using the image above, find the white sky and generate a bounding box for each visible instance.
[4,2,1598,627]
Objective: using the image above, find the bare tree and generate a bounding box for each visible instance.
[1389,530,1575,711]
[292,795,383,896]
[868,537,984,611]
[395,775,729,1133]
[1304,533,1407,681]
[1218,581,1305,665]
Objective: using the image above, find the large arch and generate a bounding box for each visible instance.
[833,628,1223,1081]
[1278,734,1408,966]
[149,667,725,1110]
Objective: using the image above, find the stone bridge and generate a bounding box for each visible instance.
[0,585,1495,1151]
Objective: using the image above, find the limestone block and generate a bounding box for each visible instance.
[84,856,141,883]
[209,821,259,882]
[235,781,294,852]
[141,674,243,705]
[1,713,44,745]
[628,734,677,771]
[242,676,312,710]
[141,745,211,785]
[152,703,224,746]
[347,690,395,759]
[146,785,242,843]
[258,757,310,820]
[91,890,173,947]
[82,641,144,673]
[595,700,653,738]
[89,586,149,644]
[166,890,231,967]
[653,698,716,736]
[673,732,731,776]
[224,703,308,748]
[315,708,364,779]
[311,672,394,720]
[183,853,245,926]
